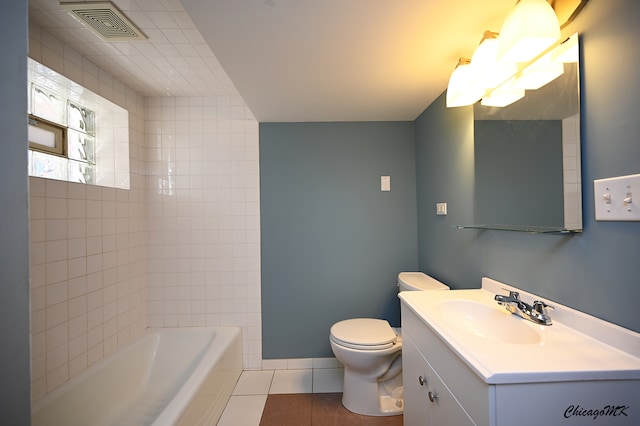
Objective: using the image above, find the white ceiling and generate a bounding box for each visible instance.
[28,0,577,122]
[180,0,516,122]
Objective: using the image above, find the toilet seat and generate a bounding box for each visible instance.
[330,318,397,350]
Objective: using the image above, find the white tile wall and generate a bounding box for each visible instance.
[29,8,262,406]
[562,114,582,230]
[29,0,239,99]
[29,23,148,404]
[30,176,148,402]
[145,96,262,369]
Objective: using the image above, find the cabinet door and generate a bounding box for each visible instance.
[403,335,475,426]
[403,335,432,425]
[428,366,475,426]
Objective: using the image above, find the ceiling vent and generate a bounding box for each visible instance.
[61,1,146,41]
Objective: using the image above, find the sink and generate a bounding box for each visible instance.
[436,299,542,345]
[399,279,640,385]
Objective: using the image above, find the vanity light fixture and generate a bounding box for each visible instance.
[445,58,485,108]
[496,0,561,63]
[551,33,579,63]
[470,31,518,91]
[513,51,564,90]
[444,1,588,108]
[480,79,525,107]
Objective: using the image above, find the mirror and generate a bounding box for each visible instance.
[471,34,582,233]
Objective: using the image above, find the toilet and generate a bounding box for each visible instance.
[329,272,449,416]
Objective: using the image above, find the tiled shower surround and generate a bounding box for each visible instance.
[28,22,261,404]
[144,96,261,370]
[28,176,148,402]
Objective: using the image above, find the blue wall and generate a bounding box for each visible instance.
[260,0,640,361]
[1,1,31,424]
[416,0,640,333]
[260,122,418,358]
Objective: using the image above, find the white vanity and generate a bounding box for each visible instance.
[399,277,640,426]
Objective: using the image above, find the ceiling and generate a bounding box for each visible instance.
[28,0,577,122]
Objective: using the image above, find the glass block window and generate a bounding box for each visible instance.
[27,58,130,189]
[28,83,97,185]
[68,102,95,136]
[67,129,95,163]
[69,159,95,184]
[31,85,66,125]
[29,151,68,181]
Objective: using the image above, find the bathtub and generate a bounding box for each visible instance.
[32,327,243,426]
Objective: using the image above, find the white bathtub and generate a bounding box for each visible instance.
[32,327,243,426]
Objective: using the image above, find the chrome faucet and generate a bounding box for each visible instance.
[494,290,553,325]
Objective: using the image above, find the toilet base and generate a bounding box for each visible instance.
[341,365,403,416]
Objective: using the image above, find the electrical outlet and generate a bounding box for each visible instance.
[436,203,447,215]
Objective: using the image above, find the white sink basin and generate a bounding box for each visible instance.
[399,278,640,384]
[436,299,542,345]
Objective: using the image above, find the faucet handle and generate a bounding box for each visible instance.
[495,289,520,305]
[501,288,520,300]
[532,300,554,325]
[532,300,554,314]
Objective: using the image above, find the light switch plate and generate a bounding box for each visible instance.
[436,202,447,215]
[381,176,390,191]
[594,174,640,221]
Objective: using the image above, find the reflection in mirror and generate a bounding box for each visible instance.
[472,34,581,233]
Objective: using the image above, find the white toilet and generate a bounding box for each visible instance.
[329,272,449,416]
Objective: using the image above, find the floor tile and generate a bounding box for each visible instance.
[259,393,313,426]
[233,370,274,395]
[222,369,403,425]
[258,393,403,426]
[217,394,267,426]
[312,368,343,393]
[269,369,313,394]
[311,393,352,425]
[311,393,403,426]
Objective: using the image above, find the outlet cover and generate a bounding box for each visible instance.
[436,203,447,215]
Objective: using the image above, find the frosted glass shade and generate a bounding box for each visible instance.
[446,59,485,107]
[471,32,518,90]
[497,0,560,63]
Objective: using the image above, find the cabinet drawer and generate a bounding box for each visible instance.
[403,304,492,425]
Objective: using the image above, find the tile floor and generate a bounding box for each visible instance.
[217,368,403,425]
[260,393,404,426]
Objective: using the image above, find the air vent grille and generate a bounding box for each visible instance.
[62,2,146,41]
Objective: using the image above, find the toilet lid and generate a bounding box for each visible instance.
[330,319,397,350]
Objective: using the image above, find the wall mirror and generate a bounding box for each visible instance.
[470,33,582,233]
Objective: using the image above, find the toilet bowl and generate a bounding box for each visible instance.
[329,272,449,416]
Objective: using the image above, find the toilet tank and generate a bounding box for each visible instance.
[397,272,449,292]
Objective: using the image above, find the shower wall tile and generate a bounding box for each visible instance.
[29,23,148,404]
[145,96,262,370]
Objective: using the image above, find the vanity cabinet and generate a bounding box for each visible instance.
[402,306,490,425]
[401,298,640,426]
